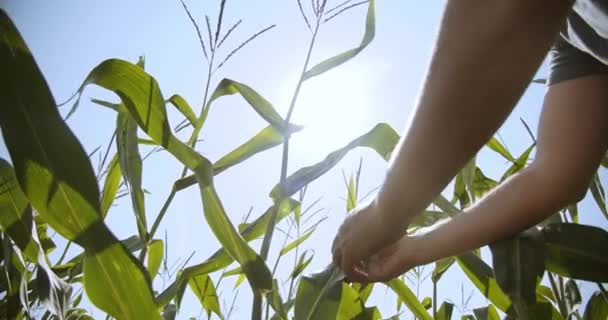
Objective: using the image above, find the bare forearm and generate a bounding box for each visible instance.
[412,164,574,265]
[375,0,572,227]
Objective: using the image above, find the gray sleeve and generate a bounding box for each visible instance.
[547,36,608,86]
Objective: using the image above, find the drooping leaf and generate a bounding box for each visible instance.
[0,159,40,262]
[188,274,222,319]
[500,144,534,182]
[116,111,148,240]
[432,257,456,283]
[289,263,368,320]
[589,173,608,220]
[156,199,300,306]
[485,137,514,162]
[386,279,433,320]
[489,229,545,315]
[456,252,512,313]
[213,125,283,175]
[542,223,608,282]
[436,302,454,320]
[99,154,121,217]
[583,291,608,320]
[1,157,72,319]
[0,12,159,319]
[167,94,197,127]
[271,123,399,200]
[302,0,375,80]
[75,58,273,294]
[147,239,163,280]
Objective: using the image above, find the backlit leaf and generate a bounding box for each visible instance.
[99,154,121,217]
[271,123,399,200]
[436,302,454,320]
[500,144,534,182]
[589,173,608,220]
[485,137,514,162]
[303,0,375,80]
[583,291,608,320]
[167,94,197,126]
[188,274,222,319]
[386,279,432,320]
[280,227,316,256]
[147,240,163,280]
[0,12,159,319]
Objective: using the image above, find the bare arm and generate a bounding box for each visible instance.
[409,74,608,266]
[375,0,573,230]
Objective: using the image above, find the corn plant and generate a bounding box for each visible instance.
[1,1,608,319]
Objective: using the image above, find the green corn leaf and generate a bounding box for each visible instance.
[352,283,374,304]
[489,230,545,314]
[433,194,459,215]
[90,98,121,112]
[99,154,122,217]
[156,199,299,306]
[500,144,534,182]
[294,265,364,320]
[542,223,608,282]
[280,227,316,257]
[471,168,498,200]
[303,0,375,80]
[161,304,177,320]
[271,123,399,200]
[583,291,608,320]
[0,12,159,319]
[566,204,579,224]
[222,266,242,277]
[270,299,296,320]
[346,174,357,212]
[536,285,556,304]
[386,279,433,320]
[35,215,57,255]
[116,111,148,240]
[436,302,454,320]
[188,274,222,319]
[147,239,163,280]
[472,305,500,320]
[167,94,197,127]
[589,173,608,220]
[485,137,515,162]
[432,257,455,283]
[269,280,288,320]
[291,251,314,279]
[75,58,273,294]
[213,125,283,175]
[462,157,477,203]
[0,159,40,262]
[0,160,72,319]
[456,252,512,314]
[196,78,301,144]
[452,171,471,209]
[234,273,246,288]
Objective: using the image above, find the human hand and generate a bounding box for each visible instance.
[331,200,407,281]
[354,234,418,283]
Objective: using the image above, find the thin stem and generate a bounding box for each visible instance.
[56,241,72,265]
[252,16,322,320]
[433,281,437,319]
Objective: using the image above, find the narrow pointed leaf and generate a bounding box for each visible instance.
[386,279,433,320]
[294,265,344,320]
[213,125,283,175]
[147,240,163,280]
[303,0,375,80]
[473,305,500,320]
[500,144,534,182]
[0,12,160,319]
[432,256,455,283]
[485,137,514,162]
[280,227,316,256]
[99,154,121,217]
[346,174,357,212]
[167,94,197,126]
[271,123,399,200]
[76,58,273,294]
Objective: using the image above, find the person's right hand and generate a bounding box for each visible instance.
[348,234,420,283]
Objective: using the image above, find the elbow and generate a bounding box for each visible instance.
[528,159,590,207]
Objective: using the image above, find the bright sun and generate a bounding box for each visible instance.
[287,69,371,156]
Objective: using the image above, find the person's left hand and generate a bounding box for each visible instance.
[331,200,405,281]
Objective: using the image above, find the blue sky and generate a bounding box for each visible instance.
[1,0,607,319]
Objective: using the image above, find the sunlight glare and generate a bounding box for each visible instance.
[288,69,371,156]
